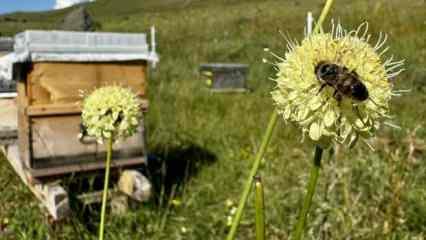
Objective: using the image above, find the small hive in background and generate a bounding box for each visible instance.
[200,63,249,92]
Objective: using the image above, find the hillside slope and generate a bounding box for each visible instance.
[0,0,259,36]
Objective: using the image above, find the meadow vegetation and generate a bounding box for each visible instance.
[0,0,425,239]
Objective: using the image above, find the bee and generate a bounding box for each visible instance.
[315,61,369,103]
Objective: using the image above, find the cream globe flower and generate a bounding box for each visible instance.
[81,86,142,142]
[271,23,404,147]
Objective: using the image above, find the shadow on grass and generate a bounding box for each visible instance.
[56,142,216,235]
[146,143,217,205]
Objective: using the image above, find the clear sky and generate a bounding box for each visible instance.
[0,0,56,14]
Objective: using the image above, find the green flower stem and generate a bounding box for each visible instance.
[99,136,113,240]
[255,176,266,240]
[290,1,333,238]
[313,0,334,34]
[292,146,324,240]
[226,110,278,240]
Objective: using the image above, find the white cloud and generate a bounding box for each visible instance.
[54,0,96,10]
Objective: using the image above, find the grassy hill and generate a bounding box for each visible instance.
[0,0,264,36]
[0,0,425,239]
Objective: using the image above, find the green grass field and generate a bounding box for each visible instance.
[1,0,425,239]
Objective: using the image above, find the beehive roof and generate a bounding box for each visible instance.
[13,30,158,63]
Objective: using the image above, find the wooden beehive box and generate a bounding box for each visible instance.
[11,30,159,178]
[16,61,148,178]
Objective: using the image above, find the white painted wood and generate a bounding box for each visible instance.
[0,93,17,98]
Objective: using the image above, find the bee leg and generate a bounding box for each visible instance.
[353,105,366,127]
[333,90,343,106]
[332,89,338,98]
[368,97,387,110]
[317,83,327,95]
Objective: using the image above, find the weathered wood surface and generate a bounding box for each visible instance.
[0,98,18,145]
[30,114,146,170]
[29,156,146,178]
[27,62,147,105]
[16,65,32,168]
[31,115,98,160]
[26,99,149,117]
[27,104,81,116]
[77,189,119,205]
[0,99,17,129]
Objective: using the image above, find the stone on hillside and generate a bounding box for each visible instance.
[58,6,94,31]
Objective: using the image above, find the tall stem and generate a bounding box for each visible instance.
[255,176,266,240]
[292,146,324,240]
[226,110,278,240]
[313,0,334,34]
[99,136,113,240]
[290,0,333,238]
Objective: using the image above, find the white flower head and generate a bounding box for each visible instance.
[271,22,404,147]
[82,86,142,142]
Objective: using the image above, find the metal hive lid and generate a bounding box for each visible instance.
[15,30,149,54]
[12,30,159,63]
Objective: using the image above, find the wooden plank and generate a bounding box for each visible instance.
[0,127,17,145]
[26,99,148,117]
[2,145,70,220]
[0,98,18,145]
[31,115,97,161]
[28,62,147,106]
[29,156,146,178]
[77,189,120,205]
[16,64,31,168]
[28,104,82,116]
[30,115,145,160]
